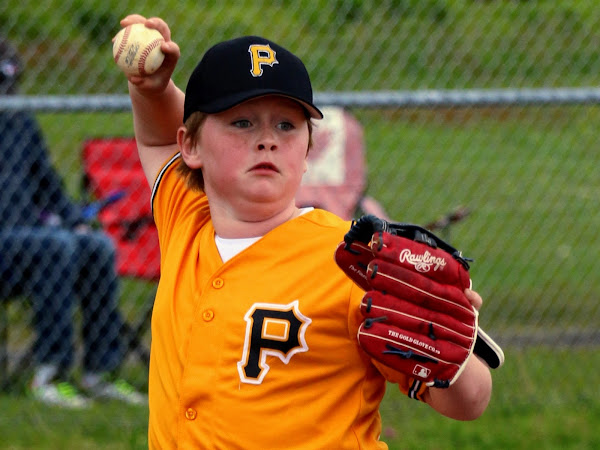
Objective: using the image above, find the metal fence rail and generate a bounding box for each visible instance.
[3,88,600,112]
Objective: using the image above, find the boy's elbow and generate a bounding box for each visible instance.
[458,384,492,421]
[453,370,493,421]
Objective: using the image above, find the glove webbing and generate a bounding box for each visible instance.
[344,215,472,270]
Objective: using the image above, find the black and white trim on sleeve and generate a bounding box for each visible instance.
[150,152,181,217]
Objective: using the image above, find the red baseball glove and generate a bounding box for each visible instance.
[335,215,503,388]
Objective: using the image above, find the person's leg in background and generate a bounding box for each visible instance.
[0,227,90,409]
[74,230,147,405]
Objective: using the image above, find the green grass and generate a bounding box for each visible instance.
[1,348,597,449]
[0,398,148,449]
[353,106,600,331]
[381,348,600,450]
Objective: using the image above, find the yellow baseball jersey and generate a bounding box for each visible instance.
[148,154,427,449]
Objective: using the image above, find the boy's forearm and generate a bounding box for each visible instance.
[129,78,185,147]
[424,355,492,421]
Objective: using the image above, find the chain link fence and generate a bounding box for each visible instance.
[0,0,598,436]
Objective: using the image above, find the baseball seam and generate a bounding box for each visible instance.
[114,26,131,63]
[138,39,164,76]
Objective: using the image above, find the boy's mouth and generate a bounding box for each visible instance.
[250,162,278,172]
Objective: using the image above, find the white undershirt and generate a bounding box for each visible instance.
[214,235,261,263]
[214,207,313,262]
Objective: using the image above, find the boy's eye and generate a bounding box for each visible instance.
[277,121,294,131]
[233,119,252,128]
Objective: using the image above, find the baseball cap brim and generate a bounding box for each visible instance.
[192,89,323,119]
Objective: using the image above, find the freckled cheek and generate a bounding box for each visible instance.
[201,148,245,186]
[208,156,243,182]
[201,134,248,165]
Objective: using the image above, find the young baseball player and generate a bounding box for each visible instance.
[118,15,492,449]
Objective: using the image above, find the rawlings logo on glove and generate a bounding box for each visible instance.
[335,215,503,388]
[398,248,447,272]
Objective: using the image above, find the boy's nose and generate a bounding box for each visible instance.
[257,142,277,151]
[256,129,277,151]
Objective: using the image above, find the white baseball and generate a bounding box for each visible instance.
[113,24,165,76]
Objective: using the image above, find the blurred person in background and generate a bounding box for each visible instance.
[0,35,146,408]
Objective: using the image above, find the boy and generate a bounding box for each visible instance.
[117,15,492,448]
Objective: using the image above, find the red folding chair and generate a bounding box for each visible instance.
[81,137,160,365]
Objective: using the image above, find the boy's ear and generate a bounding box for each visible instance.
[177,126,202,168]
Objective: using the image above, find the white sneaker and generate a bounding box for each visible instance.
[83,379,147,405]
[30,382,92,409]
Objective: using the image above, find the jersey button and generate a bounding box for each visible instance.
[212,278,224,289]
[202,309,214,321]
[185,408,197,420]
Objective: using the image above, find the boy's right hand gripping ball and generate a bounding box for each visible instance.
[335,215,478,388]
[113,23,165,76]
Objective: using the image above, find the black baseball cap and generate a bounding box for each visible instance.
[183,35,323,123]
